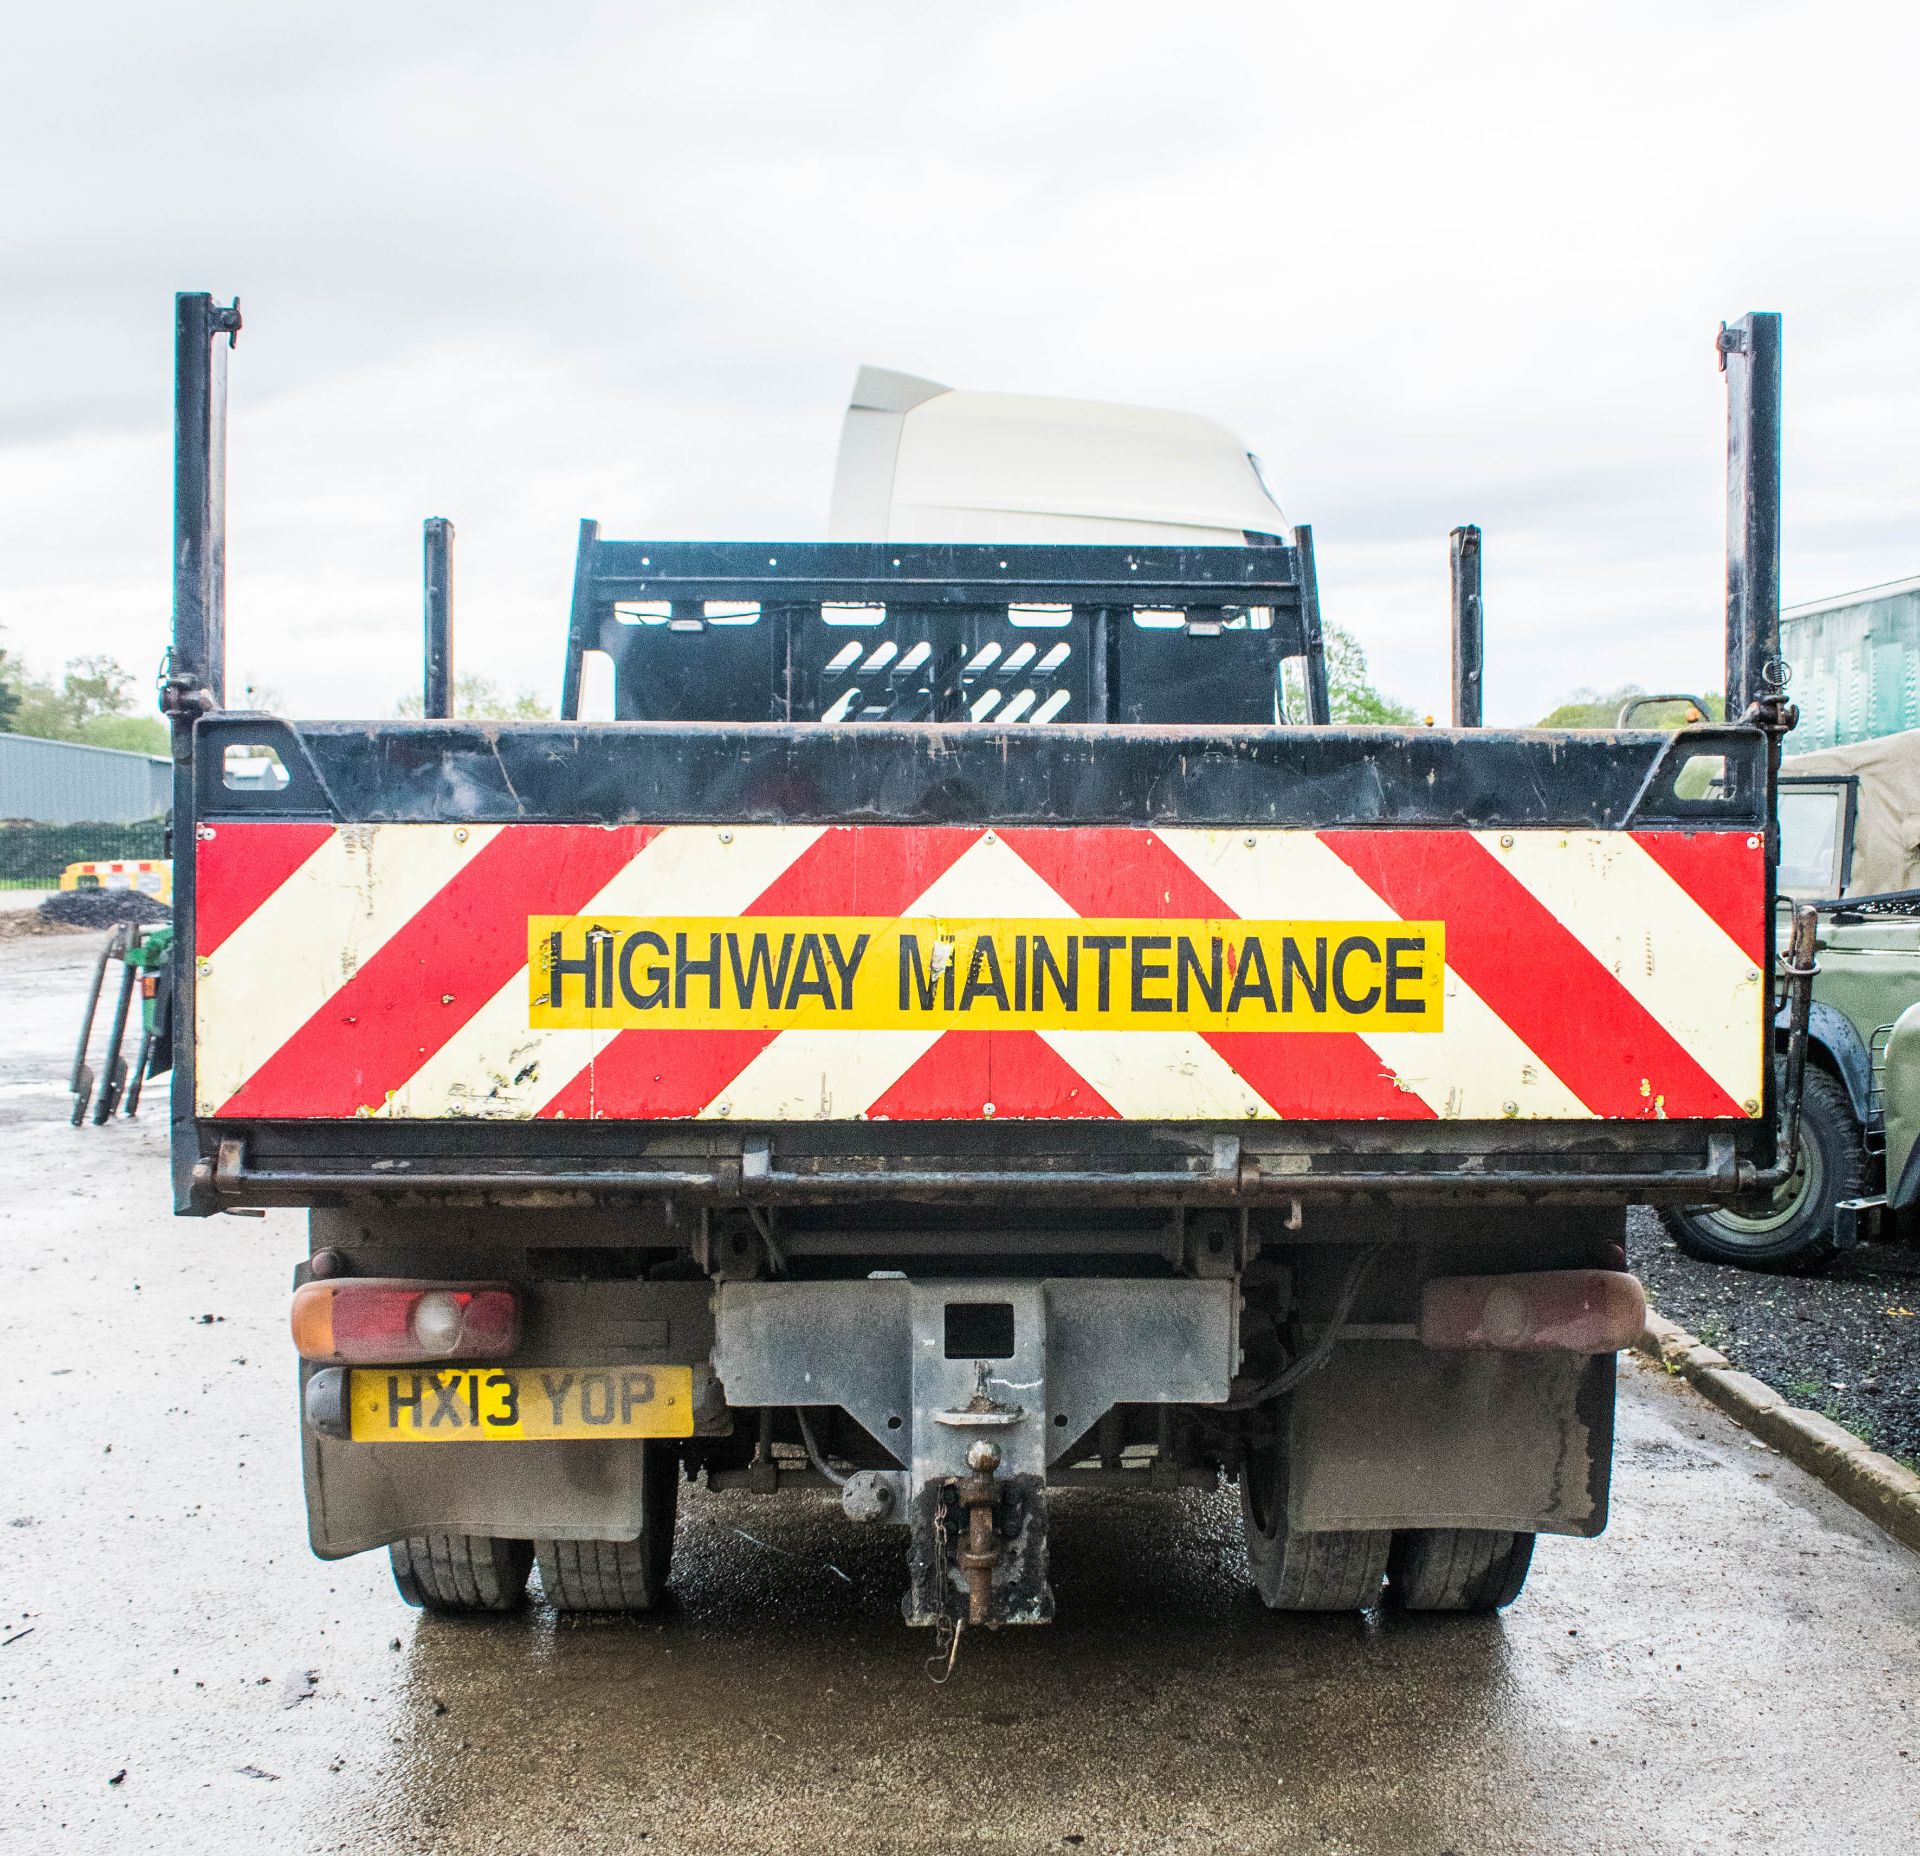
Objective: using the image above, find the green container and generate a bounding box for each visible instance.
[1782,574,1920,753]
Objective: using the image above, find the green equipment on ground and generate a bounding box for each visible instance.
[70,922,174,1127]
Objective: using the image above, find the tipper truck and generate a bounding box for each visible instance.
[165,296,1806,1640]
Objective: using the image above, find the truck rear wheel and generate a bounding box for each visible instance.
[389,1533,533,1613]
[1240,1445,1389,1612]
[1661,1067,1861,1273]
[1387,1528,1534,1612]
[534,1445,679,1612]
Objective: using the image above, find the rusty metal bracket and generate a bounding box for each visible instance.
[1737,693,1799,738]
[1730,904,1820,1194]
[1778,903,1820,1174]
[158,666,216,721]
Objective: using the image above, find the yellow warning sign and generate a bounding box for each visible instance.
[529,917,1445,1034]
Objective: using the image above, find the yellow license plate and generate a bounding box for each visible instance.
[348,1365,693,1442]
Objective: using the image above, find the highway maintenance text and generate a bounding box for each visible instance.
[529,916,1445,1033]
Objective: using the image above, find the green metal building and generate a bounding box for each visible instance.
[1781,573,1920,752]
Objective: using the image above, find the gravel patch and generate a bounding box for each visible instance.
[1629,1204,1920,1468]
[37,889,171,929]
[0,909,87,941]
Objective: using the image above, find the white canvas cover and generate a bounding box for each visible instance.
[1783,727,1920,895]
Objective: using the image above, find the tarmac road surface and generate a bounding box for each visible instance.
[3,930,1919,1856]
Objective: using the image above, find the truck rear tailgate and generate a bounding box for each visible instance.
[181,717,1771,1205]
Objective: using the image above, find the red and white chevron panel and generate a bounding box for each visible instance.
[192,821,1766,1123]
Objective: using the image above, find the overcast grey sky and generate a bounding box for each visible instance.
[2,1,1915,724]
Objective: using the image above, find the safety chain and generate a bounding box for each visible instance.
[923,1491,965,1684]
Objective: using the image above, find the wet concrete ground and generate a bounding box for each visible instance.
[4,932,1920,1855]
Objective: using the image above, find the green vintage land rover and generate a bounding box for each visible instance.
[1667,727,1920,1271]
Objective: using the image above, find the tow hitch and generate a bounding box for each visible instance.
[711,1277,1238,1649]
[957,1438,1007,1629]
[922,1437,1013,1683]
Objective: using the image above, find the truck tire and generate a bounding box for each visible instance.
[1240,1445,1388,1612]
[1388,1528,1534,1612]
[534,1446,679,1612]
[1661,1068,1862,1273]
[389,1533,533,1613]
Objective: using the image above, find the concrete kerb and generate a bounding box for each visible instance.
[1636,1310,1920,1556]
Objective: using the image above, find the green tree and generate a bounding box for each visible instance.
[1286,623,1420,725]
[1326,624,1420,725]
[1536,684,1724,729]
[0,635,22,733]
[58,654,138,730]
[395,674,552,721]
[75,714,170,753]
[0,644,167,753]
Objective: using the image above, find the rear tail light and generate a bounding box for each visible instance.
[1419,1270,1646,1355]
[290,1279,520,1364]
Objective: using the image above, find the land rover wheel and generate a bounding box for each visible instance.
[389,1533,533,1614]
[1662,1068,1863,1273]
[1239,1442,1389,1612]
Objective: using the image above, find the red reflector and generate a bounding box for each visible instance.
[1419,1270,1646,1355]
[290,1279,520,1364]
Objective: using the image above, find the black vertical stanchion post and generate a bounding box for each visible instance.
[1719,309,1787,1173]
[1449,525,1483,728]
[560,518,600,721]
[171,293,240,709]
[166,290,241,1213]
[423,517,455,718]
[1721,312,1783,721]
[1294,524,1331,726]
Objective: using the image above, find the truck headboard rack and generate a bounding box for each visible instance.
[559,534,1331,727]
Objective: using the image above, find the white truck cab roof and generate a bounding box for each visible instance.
[828,365,1287,546]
